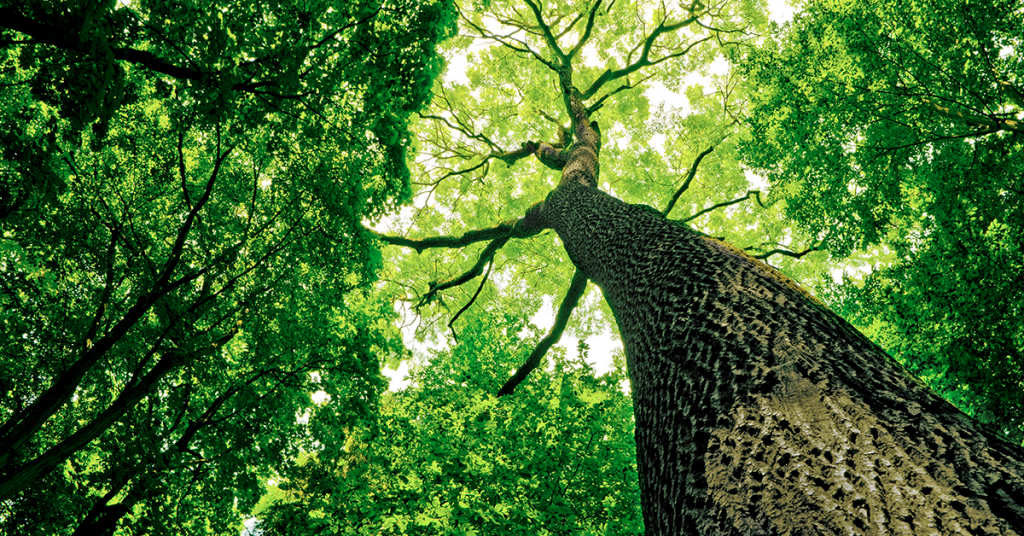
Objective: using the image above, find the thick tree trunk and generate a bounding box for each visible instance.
[536,179,1024,535]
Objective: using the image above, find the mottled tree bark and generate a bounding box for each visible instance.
[523,92,1024,535]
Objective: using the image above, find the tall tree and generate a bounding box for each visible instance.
[371,0,1024,533]
[741,0,1024,440]
[0,0,454,532]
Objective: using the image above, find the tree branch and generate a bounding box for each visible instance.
[448,257,494,342]
[664,145,716,216]
[566,0,603,62]
[922,98,1023,133]
[0,7,373,100]
[523,0,568,64]
[581,14,705,99]
[419,237,510,308]
[587,74,655,115]
[0,142,232,475]
[419,109,502,154]
[681,190,762,223]
[417,141,539,187]
[497,269,589,397]
[748,242,825,260]
[459,8,557,72]
[368,220,520,254]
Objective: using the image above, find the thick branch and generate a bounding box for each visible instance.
[369,220,528,254]
[534,142,569,170]
[0,145,232,474]
[999,80,1024,109]
[566,0,603,62]
[0,6,376,99]
[497,269,589,397]
[922,98,1023,133]
[664,145,716,216]
[523,0,568,63]
[0,324,239,504]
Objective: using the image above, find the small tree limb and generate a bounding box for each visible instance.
[418,236,510,308]
[748,242,825,260]
[460,5,558,71]
[664,145,716,216]
[587,74,655,115]
[497,269,589,397]
[681,190,761,223]
[418,111,502,154]
[448,257,494,342]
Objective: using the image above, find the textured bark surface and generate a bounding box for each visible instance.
[538,180,1024,535]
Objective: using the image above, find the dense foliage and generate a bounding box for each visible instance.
[0,0,454,533]
[257,309,642,535]
[742,0,1024,441]
[3,0,1022,533]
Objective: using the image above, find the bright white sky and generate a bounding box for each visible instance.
[381,0,796,392]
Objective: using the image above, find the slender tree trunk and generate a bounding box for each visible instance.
[535,179,1024,534]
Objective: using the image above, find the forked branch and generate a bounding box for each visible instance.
[581,10,708,99]
[419,236,510,308]
[497,269,589,397]
[523,0,569,64]
[565,0,604,62]
[448,257,494,342]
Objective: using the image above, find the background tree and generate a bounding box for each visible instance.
[741,0,1024,441]
[257,307,642,535]
[0,0,454,533]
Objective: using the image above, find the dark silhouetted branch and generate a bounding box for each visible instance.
[523,0,568,64]
[498,269,588,397]
[566,0,603,62]
[664,145,715,216]
[368,221,517,254]
[448,257,494,342]
[749,242,825,260]
[681,190,762,223]
[419,236,510,308]
[581,12,706,99]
